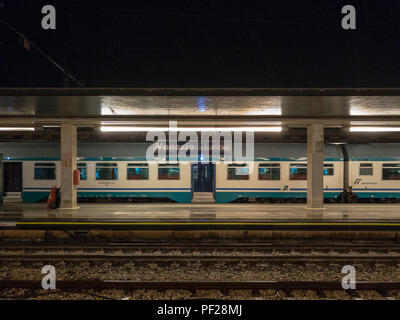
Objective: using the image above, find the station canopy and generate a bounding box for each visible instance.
[1,88,400,126]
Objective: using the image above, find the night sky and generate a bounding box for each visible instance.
[1,0,400,87]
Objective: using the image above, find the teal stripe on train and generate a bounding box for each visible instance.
[22,192,50,203]
[22,191,192,203]
[354,192,400,199]
[215,192,341,203]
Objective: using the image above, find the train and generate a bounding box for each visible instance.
[1,142,400,203]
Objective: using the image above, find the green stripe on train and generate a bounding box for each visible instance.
[22,191,192,203]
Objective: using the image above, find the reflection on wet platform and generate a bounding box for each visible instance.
[1,203,400,222]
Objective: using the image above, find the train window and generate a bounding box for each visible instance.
[324,164,334,176]
[359,163,373,176]
[127,163,149,180]
[382,164,400,180]
[158,163,180,180]
[289,164,307,180]
[227,163,249,180]
[77,163,87,180]
[34,163,56,180]
[96,163,118,180]
[258,163,280,180]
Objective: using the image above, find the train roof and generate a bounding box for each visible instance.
[0,142,151,160]
[346,143,400,161]
[0,142,343,161]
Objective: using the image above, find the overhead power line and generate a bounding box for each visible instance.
[0,17,83,87]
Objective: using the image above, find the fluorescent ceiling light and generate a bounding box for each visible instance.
[350,127,400,132]
[0,127,35,131]
[100,126,282,132]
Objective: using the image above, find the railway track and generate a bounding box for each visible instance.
[1,253,400,264]
[1,241,400,264]
[0,280,399,294]
[1,241,400,252]
[2,242,399,299]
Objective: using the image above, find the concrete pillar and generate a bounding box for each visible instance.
[307,124,324,209]
[60,124,78,209]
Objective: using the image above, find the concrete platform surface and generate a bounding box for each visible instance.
[1,203,400,222]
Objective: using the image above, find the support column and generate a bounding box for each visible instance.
[60,124,78,209]
[307,124,324,209]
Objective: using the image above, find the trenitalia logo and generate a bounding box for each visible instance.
[354,178,362,185]
[145,121,255,165]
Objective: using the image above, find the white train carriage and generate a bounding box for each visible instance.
[2,141,344,203]
[215,143,344,203]
[346,144,400,201]
[23,160,192,203]
[2,142,192,203]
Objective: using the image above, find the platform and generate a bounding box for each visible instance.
[1,203,400,231]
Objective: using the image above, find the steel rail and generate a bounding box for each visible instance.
[1,280,400,290]
[1,254,400,263]
[1,242,399,250]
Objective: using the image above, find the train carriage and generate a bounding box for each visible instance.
[346,143,400,201]
[1,141,345,204]
[2,142,192,203]
[215,143,344,203]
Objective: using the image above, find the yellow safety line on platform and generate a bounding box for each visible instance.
[14,222,400,226]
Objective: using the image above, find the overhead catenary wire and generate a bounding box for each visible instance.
[0,17,83,87]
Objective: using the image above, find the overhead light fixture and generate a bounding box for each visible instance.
[100,126,282,132]
[350,127,400,132]
[0,127,35,131]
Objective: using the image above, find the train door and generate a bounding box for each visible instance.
[4,162,22,193]
[192,163,214,192]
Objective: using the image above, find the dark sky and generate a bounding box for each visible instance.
[1,0,400,87]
